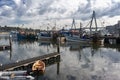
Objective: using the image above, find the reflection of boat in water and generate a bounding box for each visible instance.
[0,53,60,79]
[65,42,90,51]
[103,44,120,50]
[38,40,51,46]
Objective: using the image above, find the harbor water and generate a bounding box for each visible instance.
[0,35,120,80]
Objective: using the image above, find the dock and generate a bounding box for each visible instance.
[0,45,11,51]
[0,35,12,51]
[0,52,60,71]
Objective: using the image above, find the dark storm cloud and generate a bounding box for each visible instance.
[106,2,120,17]
[38,0,66,16]
[0,0,16,8]
[11,19,29,24]
[0,0,16,18]
[72,0,92,20]
[0,9,12,17]
[95,1,120,18]
[38,0,55,15]
[71,0,120,21]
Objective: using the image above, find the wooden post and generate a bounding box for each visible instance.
[57,43,60,53]
[9,35,12,50]
[9,35,12,60]
[57,62,60,75]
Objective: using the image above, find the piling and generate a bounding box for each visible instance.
[116,37,120,44]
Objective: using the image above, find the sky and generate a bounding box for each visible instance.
[0,0,120,30]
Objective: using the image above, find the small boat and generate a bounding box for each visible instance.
[0,71,34,80]
[32,60,45,75]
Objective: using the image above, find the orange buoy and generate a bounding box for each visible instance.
[32,60,45,75]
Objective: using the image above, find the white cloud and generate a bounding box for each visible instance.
[0,0,120,29]
[2,5,13,10]
[92,0,112,9]
[13,0,21,6]
[113,0,120,3]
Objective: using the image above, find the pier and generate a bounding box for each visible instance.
[0,52,60,71]
[0,45,11,51]
[0,35,12,51]
[101,36,120,44]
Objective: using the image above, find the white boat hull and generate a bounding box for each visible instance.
[65,35,90,43]
[0,71,34,80]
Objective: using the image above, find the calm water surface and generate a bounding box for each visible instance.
[0,36,120,80]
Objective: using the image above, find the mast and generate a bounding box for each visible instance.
[94,11,98,32]
[71,18,76,29]
[89,11,98,36]
[80,22,82,37]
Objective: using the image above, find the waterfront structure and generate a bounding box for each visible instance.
[106,21,120,37]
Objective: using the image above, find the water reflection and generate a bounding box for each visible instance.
[1,38,120,80]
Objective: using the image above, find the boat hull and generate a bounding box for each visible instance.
[65,36,90,43]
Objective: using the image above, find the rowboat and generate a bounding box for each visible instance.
[32,60,45,75]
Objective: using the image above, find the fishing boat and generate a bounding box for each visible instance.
[65,34,90,43]
[65,11,102,43]
[37,31,52,41]
[65,19,91,43]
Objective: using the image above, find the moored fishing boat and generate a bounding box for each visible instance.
[37,31,52,41]
[62,18,91,43]
[65,34,91,43]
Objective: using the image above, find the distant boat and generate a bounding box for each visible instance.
[37,31,52,41]
[10,31,18,39]
[65,34,90,43]
[65,11,101,43]
[10,31,37,41]
[64,19,91,43]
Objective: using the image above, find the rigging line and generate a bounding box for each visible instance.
[83,20,91,28]
[83,11,94,28]
[98,19,104,27]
